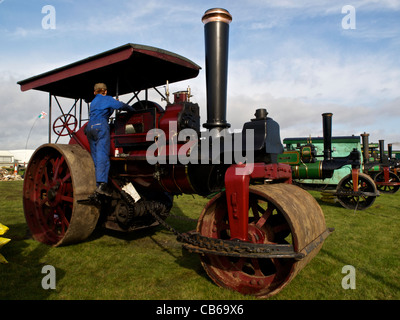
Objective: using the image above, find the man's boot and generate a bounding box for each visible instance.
[95,183,112,197]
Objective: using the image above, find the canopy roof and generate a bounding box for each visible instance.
[18,43,201,101]
[283,136,360,144]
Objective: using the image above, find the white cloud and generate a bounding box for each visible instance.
[222,46,400,146]
[248,0,400,12]
[0,73,49,149]
[1,0,399,151]
[228,52,400,106]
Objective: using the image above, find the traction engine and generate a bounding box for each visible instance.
[361,134,400,194]
[278,113,379,210]
[19,8,333,298]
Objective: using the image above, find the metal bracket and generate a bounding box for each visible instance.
[224,163,292,241]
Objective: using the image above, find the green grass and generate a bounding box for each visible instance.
[0,180,399,300]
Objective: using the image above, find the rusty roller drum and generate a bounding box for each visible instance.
[23,144,99,246]
[197,183,327,298]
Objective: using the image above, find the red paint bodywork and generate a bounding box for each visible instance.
[224,163,292,241]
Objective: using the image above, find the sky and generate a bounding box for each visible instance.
[0,0,399,151]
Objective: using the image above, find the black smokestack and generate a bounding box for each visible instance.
[322,113,333,160]
[361,132,369,163]
[379,139,385,163]
[202,8,232,130]
[388,143,393,159]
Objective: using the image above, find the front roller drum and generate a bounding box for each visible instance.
[23,144,100,246]
[197,183,328,298]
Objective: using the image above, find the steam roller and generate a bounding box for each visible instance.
[361,134,400,194]
[18,7,332,298]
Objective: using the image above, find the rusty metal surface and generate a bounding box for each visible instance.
[196,183,329,298]
[250,183,328,274]
[182,227,334,260]
[23,144,99,246]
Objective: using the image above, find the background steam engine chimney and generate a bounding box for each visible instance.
[202,8,232,130]
[361,132,369,164]
[379,139,385,163]
[322,113,333,161]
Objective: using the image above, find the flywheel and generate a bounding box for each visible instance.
[196,183,328,298]
[23,144,99,246]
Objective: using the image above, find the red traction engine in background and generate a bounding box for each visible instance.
[361,133,400,194]
[18,8,333,298]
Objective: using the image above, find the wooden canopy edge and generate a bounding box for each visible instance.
[17,43,201,99]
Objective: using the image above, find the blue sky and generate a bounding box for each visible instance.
[0,0,399,150]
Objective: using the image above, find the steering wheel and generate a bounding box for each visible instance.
[53,114,78,136]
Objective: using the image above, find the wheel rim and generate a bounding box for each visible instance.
[337,173,377,210]
[23,144,99,246]
[374,171,400,194]
[197,183,326,298]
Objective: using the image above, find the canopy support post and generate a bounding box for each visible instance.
[48,93,52,143]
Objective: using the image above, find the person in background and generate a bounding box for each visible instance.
[86,83,134,196]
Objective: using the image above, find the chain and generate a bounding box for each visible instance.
[147,207,306,260]
[335,190,378,197]
[147,208,197,245]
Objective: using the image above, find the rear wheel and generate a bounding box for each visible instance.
[23,144,99,246]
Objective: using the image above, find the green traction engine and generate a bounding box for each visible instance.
[278,113,379,210]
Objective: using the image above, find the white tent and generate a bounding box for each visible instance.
[9,150,35,167]
[0,151,14,168]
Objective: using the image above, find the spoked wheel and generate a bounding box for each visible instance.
[374,171,400,194]
[53,114,78,137]
[23,144,99,246]
[336,173,378,210]
[197,183,327,298]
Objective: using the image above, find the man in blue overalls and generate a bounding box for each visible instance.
[86,83,134,196]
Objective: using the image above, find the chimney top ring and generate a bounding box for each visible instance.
[202,8,232,24]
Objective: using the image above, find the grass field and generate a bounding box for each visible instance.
[0,180,399,300]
